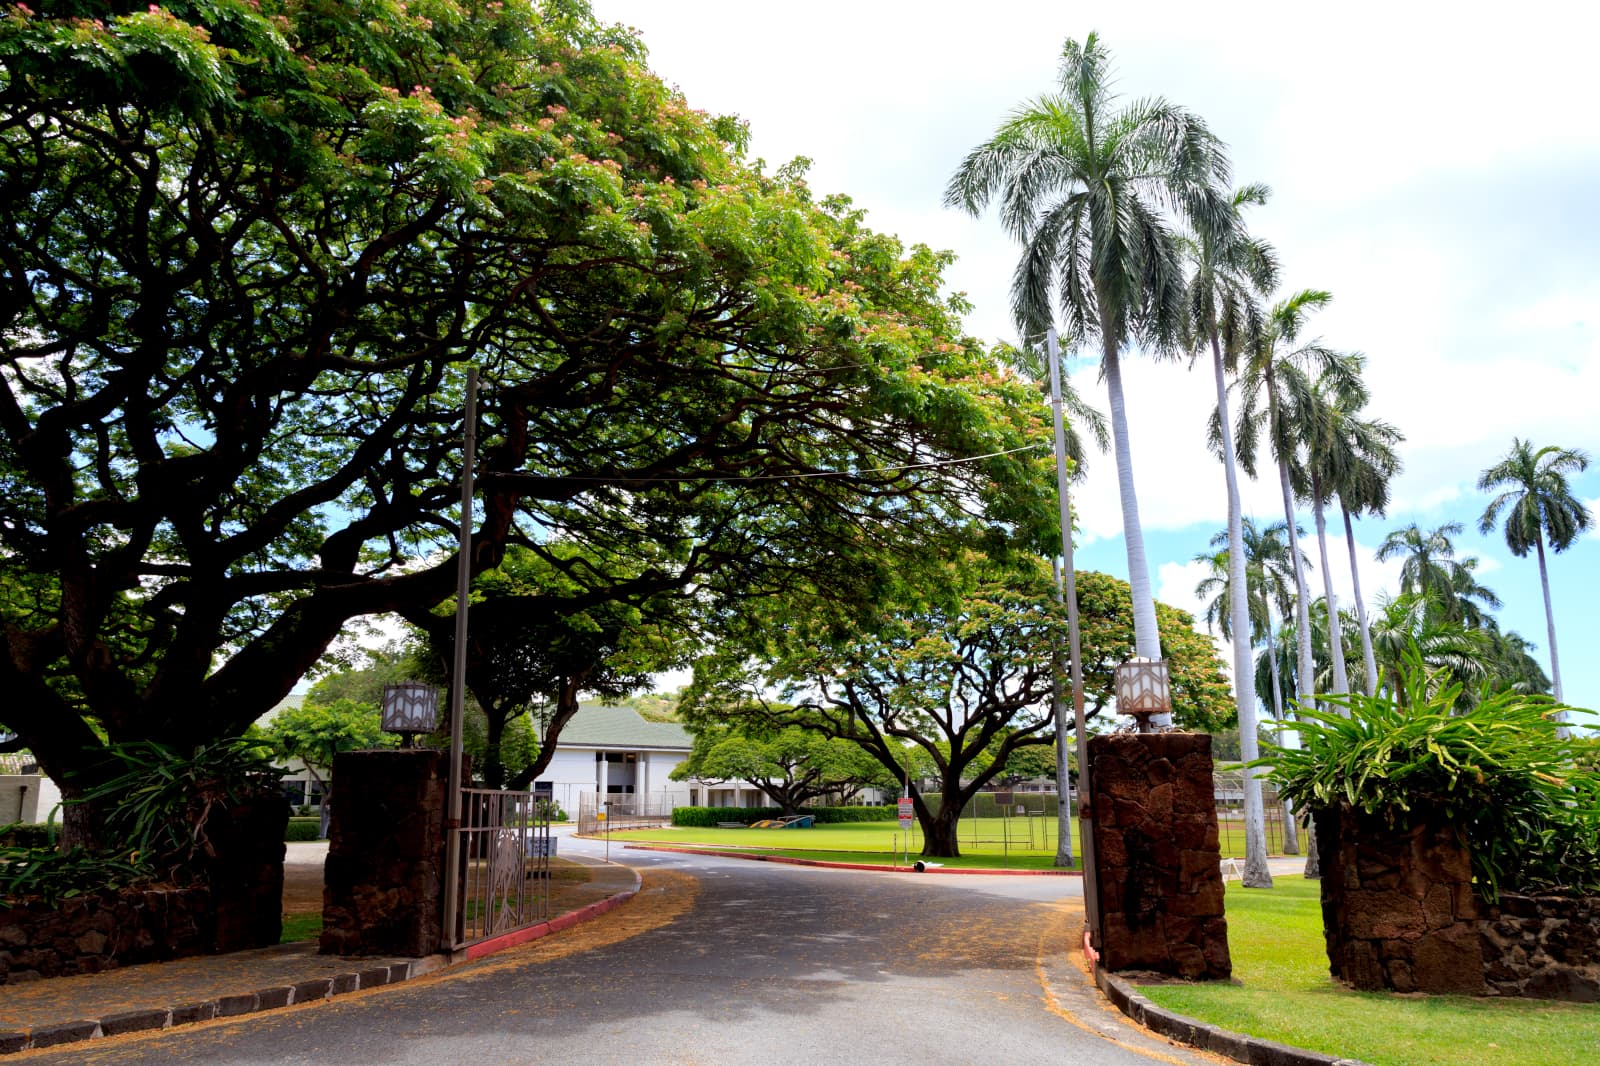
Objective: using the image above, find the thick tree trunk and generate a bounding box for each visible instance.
[1310,479,1349,696]
[1342,502,1378,697]
[917,793,963,859]
[1211,332,1270,888]
[482,708,506,790]
[1100,335,1164,670]
[1100,334,1168,734]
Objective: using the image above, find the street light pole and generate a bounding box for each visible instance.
[441,365,478,954]
[1047,328,1101,958]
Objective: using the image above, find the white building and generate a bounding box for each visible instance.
[535,704,698,814]
[0,753,62,825]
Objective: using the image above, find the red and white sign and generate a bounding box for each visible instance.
[897,797,914,830]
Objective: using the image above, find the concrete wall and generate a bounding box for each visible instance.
[0,775,62,824]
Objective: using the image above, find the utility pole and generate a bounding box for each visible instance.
[441,366,478,953]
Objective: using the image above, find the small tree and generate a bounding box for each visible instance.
[262,698,396,837]
[686,555,1230,857]
[671,725,883,814]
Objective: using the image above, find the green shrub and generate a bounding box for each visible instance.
[1258,649,1599,900]
[672,806,783,827]
[77,737,285,881]
[671,805,897,826]
[0,822,55,850]
[285,817,323,842]
[0,846,149,907]
[808,805,896,823]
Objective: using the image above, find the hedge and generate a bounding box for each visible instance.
[285,817,323,842]
[671,805,897,827]
[0,822,54,850]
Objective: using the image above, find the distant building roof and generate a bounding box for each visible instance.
[557,704,690,751]
[253,693,305,730]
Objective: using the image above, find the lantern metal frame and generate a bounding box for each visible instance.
[1113,658,1172,732]
[380,681,440,746]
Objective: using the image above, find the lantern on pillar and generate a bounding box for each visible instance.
[1113,658,1172,733]
[381,682,440,747]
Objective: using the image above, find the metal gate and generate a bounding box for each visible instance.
[447,787,553,949]
[576,792,675,835]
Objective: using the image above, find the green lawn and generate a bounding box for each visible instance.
[280,913,322,944]
[1140,877,1600,1066]
[619,816,1284,869]
[616,820,1082,869]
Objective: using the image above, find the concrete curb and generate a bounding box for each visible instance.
[1094,968,1372,1066]
[0,864,642,1056]
[622,843,1080,876]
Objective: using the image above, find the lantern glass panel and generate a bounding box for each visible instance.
[381,682,439,735]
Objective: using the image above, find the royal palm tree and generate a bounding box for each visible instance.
[1181,184,1277,886]
[1314,357,1404,696]
[947,33,1234,677]
[1299,354,1381,697]
[1478,439,1593,710]
[1366,593,1488,705]
[1232,290,1340,712]
[1375,522,1500,627]
[1197,517,1306,857]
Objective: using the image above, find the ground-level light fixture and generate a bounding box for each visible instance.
[1114,658,1172,733]
[381,682,440,747]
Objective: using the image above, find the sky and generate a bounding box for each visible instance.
[591,0,1600,714]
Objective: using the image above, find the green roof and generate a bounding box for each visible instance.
[557,704,691,750]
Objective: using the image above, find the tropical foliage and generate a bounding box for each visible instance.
[1260,651,1598,899]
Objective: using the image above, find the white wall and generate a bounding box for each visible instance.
[0,775,62,824]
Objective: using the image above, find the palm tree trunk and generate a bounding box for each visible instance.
[1052,557,1074,867]
[1534,531,1569,733]
[1210,332,1270,887]
[1100,335,1165,715]
[1263,610,1300,854]
[1341,501,1379,697]
[1276,460,1316,709]
[1310,478,1349,696]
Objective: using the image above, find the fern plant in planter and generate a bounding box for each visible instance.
[1256,647,1599,901]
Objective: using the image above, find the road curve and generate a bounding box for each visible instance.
[35,836,1215,1066]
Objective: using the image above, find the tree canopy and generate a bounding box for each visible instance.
[683,554,1230,856]
[0,0,1055,806]
[670,723,885,815]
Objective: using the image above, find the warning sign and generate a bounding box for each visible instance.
[897,797,914,830]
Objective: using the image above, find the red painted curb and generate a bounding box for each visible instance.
[623,844,1080,876]
[460,874,640,960]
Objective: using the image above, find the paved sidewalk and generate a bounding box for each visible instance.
[0,849,639,1055]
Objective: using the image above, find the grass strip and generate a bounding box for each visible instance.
[1138,877,1600,1066]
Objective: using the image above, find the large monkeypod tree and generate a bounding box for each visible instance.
[683,554,1232,858]
[0,0,1055,842]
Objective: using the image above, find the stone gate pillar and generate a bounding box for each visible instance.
[320,749,450,957]
[1087,732,1230,979]
[1314,804,1484,994]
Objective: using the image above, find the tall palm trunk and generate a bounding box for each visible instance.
[1275,460,1316,709]
[1534,531,1569,733]
[1101,335,1165,696]
[1210,331,1270,886]
[1262,611,1300,854]
[1341,501,1378,697]
[1310,474,1349,696]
